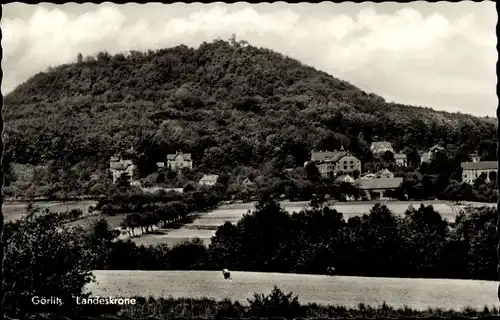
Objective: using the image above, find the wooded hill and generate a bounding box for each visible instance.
[3,39,497,197]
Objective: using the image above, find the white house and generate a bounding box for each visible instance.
[461,160,498,185]
[394,153,407,166]
[370,142,394,154]
[166,151,193,171]
[199,174,219,186]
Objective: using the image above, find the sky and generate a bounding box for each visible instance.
[1,2,497,117]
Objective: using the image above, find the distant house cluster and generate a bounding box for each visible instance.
[305,144,407,200]
[109,149,221,190]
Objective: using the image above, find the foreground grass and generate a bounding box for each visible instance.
[83,295,499,319]
[88,271,500,311]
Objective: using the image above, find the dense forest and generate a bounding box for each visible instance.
[3,39,497,198]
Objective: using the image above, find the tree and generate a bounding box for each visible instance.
[382,150,395,163]
[116,172,131,189]
[3,213,97,316]
[77,53,83,64]
[304,162,321,182]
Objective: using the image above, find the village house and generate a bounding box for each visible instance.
[421,145,445,165]
[370,141,394,154]
[242,178,254,188]
[461,155,498,184]
[157,151,193,171]
[307,146,362,178]
[394,153,407,166]
[356,177,403,200]
[109,156,136,184]
[199,174,219,186]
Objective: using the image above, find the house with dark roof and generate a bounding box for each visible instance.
[394,153,407,167]
[370,141,394,154]
[165,151,193,171]
[308,147,362,178]
[356,177,403,200]
[461,159,498,185]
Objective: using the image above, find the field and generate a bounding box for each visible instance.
[86,270,500,311]
[2,200,98,222]
[130,200,460,246]
[3,199,474,247]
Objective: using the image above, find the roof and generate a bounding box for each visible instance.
[200,174,219,181]
[335,174,354,182]
[167,152,192,161]
[394,153,407,160]
[311,150,348,162]
[429,145,444,152]
[360,173,376,179]
[377,169,393,176]
[461,161,498,170]
[356,177,403,190]
[142,187,183,193]
[110,159,134,170]
[371,141,393,150]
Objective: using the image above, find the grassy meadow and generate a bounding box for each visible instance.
[86,270,500,311]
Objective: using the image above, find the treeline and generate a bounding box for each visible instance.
[3,39,497,198]
[95,184,223,235]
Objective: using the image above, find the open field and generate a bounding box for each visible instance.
[129,200,461,246]
[2,200,98,222]
[86,270,500,311]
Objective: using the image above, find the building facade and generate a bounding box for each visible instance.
[309,148,362,178]
[165,151,193,171]
[394,153,407,166]
[356,177,403,200]
[461,160,498,185]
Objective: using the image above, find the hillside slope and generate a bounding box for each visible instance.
[3,39,497,196]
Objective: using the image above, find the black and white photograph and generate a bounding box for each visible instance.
[0,1,498,319]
